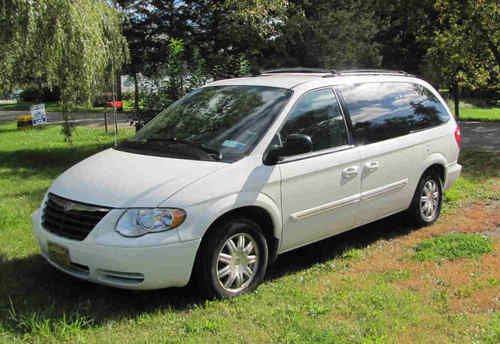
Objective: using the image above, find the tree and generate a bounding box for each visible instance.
[117,0,287,81]
[373,0,436,74]
[420,0,499,118]
[268,0,382,69]
[0,0,128,140]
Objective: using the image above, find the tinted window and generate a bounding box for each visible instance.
[279,88,348,155]
[339,82,450,144]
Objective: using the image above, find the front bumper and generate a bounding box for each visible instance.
[32,209,200,290]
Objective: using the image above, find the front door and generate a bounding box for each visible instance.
[277,88,362,251]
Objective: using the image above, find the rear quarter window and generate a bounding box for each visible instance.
[338,82,450,144]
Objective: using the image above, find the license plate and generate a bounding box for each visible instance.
[47,242,71,269]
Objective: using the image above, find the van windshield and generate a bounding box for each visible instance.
[118,85,292,162]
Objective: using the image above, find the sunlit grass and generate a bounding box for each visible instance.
[445,99,500,121]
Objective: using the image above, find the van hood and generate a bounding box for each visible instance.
[49,148,225,208]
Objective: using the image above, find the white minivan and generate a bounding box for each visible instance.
[32,69,462,298]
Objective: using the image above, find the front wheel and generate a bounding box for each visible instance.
[407,172,443,226]
[193,218,269,299]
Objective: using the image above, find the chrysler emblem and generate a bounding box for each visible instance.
[62,201,74,212]
[49,194,109,213]
[51,195,74,212]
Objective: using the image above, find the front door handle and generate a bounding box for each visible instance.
[342,166,359,178]
[365,161,379,171]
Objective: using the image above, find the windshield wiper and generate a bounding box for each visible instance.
[145,137,221,161]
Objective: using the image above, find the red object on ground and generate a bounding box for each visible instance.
[104,100,123,110]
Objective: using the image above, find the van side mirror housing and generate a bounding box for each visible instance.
[264,133,313,164]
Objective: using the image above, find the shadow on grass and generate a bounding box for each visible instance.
[458,150,499,178]
[0,212,415,336]
[0,144,114,180]
[0,254,204,335]
[0,126,22,134]
[268,212,413,280]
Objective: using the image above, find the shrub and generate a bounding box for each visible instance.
[20,86,60,102]
[121,91,134,101]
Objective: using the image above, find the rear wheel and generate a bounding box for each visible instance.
[407,172,443,226]
[194,218,269,299]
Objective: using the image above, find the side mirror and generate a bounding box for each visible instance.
[264,133,313,165]
[283,133,313,156]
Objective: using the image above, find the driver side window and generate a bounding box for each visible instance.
[279,88,348,156]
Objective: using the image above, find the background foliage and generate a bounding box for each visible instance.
[0,0,498,117]
[118,0,498,111]
[0,0,128,138]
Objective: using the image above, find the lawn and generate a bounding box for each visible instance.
[445,100,500,121]
[0,101,135,113]
[0,122,498,343]
[459,107,500,121]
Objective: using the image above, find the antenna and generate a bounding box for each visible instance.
[261,67,331,74]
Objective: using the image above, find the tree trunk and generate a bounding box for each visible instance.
[116,70,122,111]
[133,72,139,113]
[453,81,460,120]
[62,108,72,142]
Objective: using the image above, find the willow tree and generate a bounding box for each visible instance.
[0,0,128,140]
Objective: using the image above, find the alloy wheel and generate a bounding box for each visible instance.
[216,233,259,293]
[420,179,440,222]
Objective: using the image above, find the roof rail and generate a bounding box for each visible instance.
[328,69,413,77]
[259,68,413,78]
[262,67,334,74]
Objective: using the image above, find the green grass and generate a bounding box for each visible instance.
[460,107,500,121]
[445,100,500,121]
[0,121,498,343]
[480,313,500,344]
[0,101,135,113]
[414,233,493,261]
[442,150,500,211]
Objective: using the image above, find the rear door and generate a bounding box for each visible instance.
[337,82,449,225]
[341,82,424,224]
[277,88,362,251]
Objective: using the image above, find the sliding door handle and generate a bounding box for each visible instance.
[365,161,379,171]
[342,166,359,178]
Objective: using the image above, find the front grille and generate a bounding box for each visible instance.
[42,193,110,241]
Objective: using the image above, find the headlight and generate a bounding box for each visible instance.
[115,208,186,237]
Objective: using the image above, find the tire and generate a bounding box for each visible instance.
[407,172,443,226]
[193,217,269,299]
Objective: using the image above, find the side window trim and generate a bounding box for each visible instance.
[278,143,355,164]
[263,86,353,164]
[332,87,354,145]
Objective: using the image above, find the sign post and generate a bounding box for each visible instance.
[30,104,48,126]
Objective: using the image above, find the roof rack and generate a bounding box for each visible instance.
[328,69,412,77]
[260,68,413,78]
[261,67,335,74]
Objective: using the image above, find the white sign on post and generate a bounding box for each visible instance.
[30,104,48,126]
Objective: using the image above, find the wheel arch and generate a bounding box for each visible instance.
[420,153,447,185]
[406,155,447,205]
[203,205,280,262]
[424,164,445,185]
